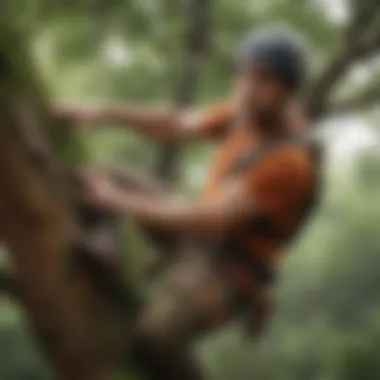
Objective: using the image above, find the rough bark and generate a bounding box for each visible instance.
[0,100,110,380]
[0,26,128,380]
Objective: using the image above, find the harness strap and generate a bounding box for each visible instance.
[216,239,275,285]
[229,134,322,336]
[231,133,323,243]
[221,134,322,286]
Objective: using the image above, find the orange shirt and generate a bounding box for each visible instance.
[199,102,314,264]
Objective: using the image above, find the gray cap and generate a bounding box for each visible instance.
[236,25,307,89]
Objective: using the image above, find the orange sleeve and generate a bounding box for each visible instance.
[198,100,234,139]
[241,146,314,215]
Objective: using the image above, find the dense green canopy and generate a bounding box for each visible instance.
[0,0,380,379]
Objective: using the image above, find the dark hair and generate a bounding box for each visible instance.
[236,25,308,89]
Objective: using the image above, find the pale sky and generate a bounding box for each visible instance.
[317,0,348,23]
[318,117,378,164]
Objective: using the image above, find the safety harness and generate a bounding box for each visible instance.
[213,134,323,334]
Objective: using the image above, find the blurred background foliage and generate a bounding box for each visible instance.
[1,0,380,379]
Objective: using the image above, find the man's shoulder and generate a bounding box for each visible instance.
[246,135,319,184]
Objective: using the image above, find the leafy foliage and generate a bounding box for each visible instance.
[1,0,380,379]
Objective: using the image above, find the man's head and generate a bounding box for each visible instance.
[234,25,307,123]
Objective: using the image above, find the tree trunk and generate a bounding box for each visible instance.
[0,25,129,380]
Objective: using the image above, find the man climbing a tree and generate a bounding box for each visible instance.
[59,26,321,380]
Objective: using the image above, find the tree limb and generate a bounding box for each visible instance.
[155,0,212,183]
[346,0,379,40]
[307,4,380,120]
[0,270,19,298]
[327,81,380,115]
[0,26,129,380]
[0,100,110,380]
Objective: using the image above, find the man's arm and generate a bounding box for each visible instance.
[82,172,255,237]
[56,100,233,143]
[80,144,313,239]
[81,145,312,238]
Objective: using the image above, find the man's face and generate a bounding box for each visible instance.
[235,66,292,121]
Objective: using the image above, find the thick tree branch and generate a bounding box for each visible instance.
[0,26,129,380]
[0,270,19,298]
[307,4,380,120]
[327,81,380,115]
[0,101,109,380]
[347,0,379,40]
[155,0,212,183]
[354,32,380,59]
